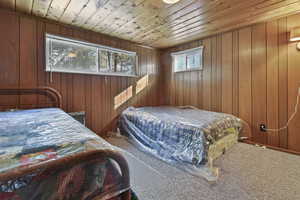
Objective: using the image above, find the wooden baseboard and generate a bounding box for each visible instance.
[241,139,300,156]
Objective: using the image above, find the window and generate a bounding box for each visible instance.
[171,47,203,72]
[46,34,137,76]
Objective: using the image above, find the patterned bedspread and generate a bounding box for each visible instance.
[0,108,129,200]
[119,106,243,167]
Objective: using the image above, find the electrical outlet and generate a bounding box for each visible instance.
[260,124,267,132]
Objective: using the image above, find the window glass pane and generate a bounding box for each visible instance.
[99,50,110,72]
[99,50,136,75]
[109,52,135,75]
[187,52,201,69]
[174,54,186,72]
[46,35,136,76]
[173,47,203,72]
[47,38,98,73]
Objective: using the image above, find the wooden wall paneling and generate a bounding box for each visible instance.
[266,20,279,146]
[202,38,212,111]
[102,75,111,132]
[178,45,187,106]
[71,74,86,112]
[125,76,129,109]
[149,49,155,106]
[278,17,288,148]
[151,49,156,106]
[161,13,300,151]
[154,50,159,106]
[162,50,171,106]
[178,72,184,106]
[115,76,122,113]
[19,16,37,106]
[238,27,253,135]
[211,36,218,111]
[149,49,156,106]
[170,47,177,106]
[135,47,141,107]
[136,47,144,107]
[156,50,161,105]
[232,30,239,117]
[287,14,300,152]
[174,70,179,106]
[251,23,267,144]
[197,40,203,109]
[169,52,175,106]
[84,73,92,129]
[151,51,156,106]
[221,32,233,114]
[110,76,118,123]
[91,75,99,132]
[36,20,48,105]
[190,70,198,107]
[0,0,15,11]
[142,48,150,106]
[147,49,155,106]
[216,35,223,112]
[0,11,19,106]
[99,76,105,132]
[101,75,108,131]
[145,48,151,106]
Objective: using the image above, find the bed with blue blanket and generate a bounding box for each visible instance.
[0,108,131,200]
[119,106,243,179]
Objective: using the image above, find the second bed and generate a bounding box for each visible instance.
[119,106,244,180]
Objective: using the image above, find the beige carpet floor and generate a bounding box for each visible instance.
[107,137,300,200]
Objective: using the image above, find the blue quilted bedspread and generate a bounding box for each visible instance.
[119,106,243,166]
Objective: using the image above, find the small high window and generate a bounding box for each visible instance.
[171,47,203,72]
[46,34,137,76]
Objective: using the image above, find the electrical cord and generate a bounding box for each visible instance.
[264,87,300,132]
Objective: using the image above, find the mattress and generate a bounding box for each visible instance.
[119,106,243,169]
[0,108,129,200]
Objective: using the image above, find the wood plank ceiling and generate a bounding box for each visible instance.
[1,0,300,48]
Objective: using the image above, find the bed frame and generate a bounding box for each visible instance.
[0,87,62,109]
[0,87,131,200]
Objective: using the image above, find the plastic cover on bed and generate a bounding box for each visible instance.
[119,106,243,181]
[0,108,129,200]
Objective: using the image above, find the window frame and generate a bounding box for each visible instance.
[45,33,138,77]
[171,46,204,73]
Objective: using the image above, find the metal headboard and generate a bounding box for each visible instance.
[0,87,62,109]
